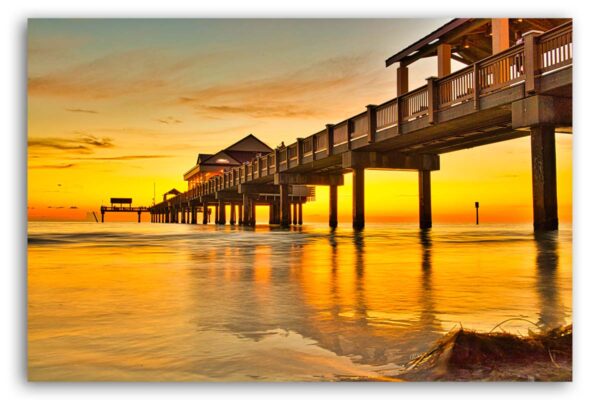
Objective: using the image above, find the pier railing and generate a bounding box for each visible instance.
[154,21,572,210]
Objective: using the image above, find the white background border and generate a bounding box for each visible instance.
[4,1,599,398]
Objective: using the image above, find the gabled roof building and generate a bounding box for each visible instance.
[183,134,273,190]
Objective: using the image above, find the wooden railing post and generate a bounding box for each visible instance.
[274,151,280,173]
[473,62,480,110]
[326,124,334,155]
[396,96,403,133]
[426,77,438,125]
[366,104,377,143]
[297,138,303,165]
[524,31,542,94]
[347,119,353,150]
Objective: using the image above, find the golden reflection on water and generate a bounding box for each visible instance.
[28,222,571,381]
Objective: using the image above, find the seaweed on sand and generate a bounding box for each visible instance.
[397,324,572,381]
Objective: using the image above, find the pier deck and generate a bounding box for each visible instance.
[149,21,572,231]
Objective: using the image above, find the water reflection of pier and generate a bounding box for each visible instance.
[535,231,566,329]
[186,227,447,367]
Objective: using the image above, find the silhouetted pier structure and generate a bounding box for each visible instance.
[149,19,572,231]
[100,198,149,223]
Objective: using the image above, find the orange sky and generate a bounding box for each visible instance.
[27,19,572,224]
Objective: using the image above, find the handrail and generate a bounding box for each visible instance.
[150,22,572,211]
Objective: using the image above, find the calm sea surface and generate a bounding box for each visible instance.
[27,221,572,381]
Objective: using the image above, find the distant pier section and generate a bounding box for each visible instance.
[100,198,149,223]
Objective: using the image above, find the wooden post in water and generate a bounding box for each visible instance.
[280,185,291,227]
[298,203,303,225]
[230,203,236,225]
[292,202,298,225]
[242,194,251,226]
[531,126,558,231]
[202,203,208,224]
[218,200,226,225]
[419,170,432,229]
[329,184,338,228]
[352,168,365,229]
[269,201,275,225]
[475,201,479,225]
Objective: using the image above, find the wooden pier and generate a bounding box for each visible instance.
[149,19,572,231]
[100,198,149,223]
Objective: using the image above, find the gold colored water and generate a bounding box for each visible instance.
[27,222,571,381]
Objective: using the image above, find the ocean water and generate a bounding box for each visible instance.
[27,221,572,381]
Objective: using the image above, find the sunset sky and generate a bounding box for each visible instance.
[27,19,572,224]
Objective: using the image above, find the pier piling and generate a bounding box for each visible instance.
[419,170,432,229]
[531,126,558,231]
[352,168,365,230]
[329,184,338,228]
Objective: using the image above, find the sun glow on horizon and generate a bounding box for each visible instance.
[27,19,572,225]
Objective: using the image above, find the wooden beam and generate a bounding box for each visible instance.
[397,62,409,95]
[238,184,280,194]
[343,151,440,171]
[512,95,572,129]
[274,173,344,186]
[437,43,452,78]
[491,18,510,53]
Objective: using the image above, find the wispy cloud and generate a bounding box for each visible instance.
[156,116,182,124]
[66,108,99,114]
[69,155,172,161]
[29,163,77,169]
[28,134,114,154]
[28,48,228,100]
[176,54,384,120]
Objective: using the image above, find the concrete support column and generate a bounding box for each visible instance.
[138,211,141,223]
[292,203,298,225]
[329,184,338,228]
[250,201,256,226]
[218,200,226,225]
[181,208,186,224]
[352,168,365,230]
[238,204,243,225]
[419,170,432,229]
[273,201,280,225]
[229,203,236,225]
[531,126,558,231]
[280,185,291,227]
[202,203,208,224]
[269,202,275,224]
[242,194,251,226]
[191,207,197,224]
[298,203,303,225]
[214,204,219,225]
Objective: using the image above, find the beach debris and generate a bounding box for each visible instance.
[397,324,572,381]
